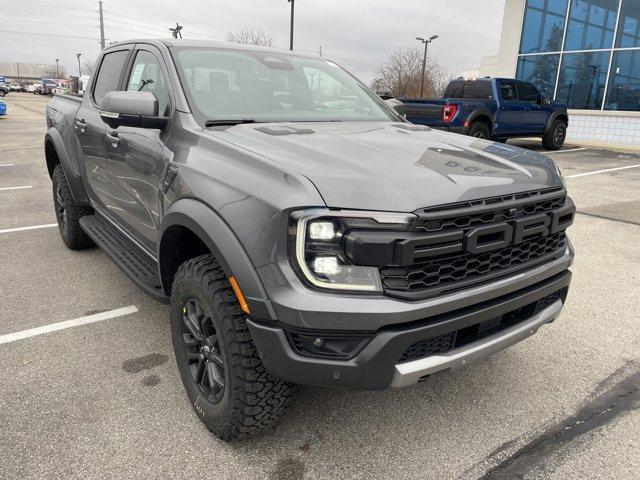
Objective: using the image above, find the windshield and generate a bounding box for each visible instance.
[172,47,396,124]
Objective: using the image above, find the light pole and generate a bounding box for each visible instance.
[288,0,294,50]
[76,53,82,76]
[55,58,60,78]
[416,35,439,98]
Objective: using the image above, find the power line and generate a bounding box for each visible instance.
[0,29,97,40]
[0,16,96,28]
[13,0,96,12]
[2,8,94,19]
[103,10,219,39]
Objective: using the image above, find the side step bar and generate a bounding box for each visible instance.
[79,215,169,304]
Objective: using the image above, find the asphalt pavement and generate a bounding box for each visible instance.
[0,92,639,480]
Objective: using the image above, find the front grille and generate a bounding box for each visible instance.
[381,189,571,298]
[397,290,565,364]
[382,232,565,292]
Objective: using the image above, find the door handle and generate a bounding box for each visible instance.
[106,132,121,147]
[75,119,87,133]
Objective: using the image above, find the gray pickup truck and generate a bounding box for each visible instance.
[45,39,575,441]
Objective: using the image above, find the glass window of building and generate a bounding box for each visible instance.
[605,50,640,111]
[616,0,640,48]
[556,50,611,108]
[565,0,619,51]
[520,0,569,53]
[516,54,561,99]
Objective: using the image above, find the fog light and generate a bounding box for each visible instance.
[313,257,340,276]
[313,338,325,348]
[309,221,336,241]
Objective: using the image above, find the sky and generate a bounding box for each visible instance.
[0,0,505,82]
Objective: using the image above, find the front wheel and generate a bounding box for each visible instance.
[542,120,567,150]
[467,122,491,139]
[170,254,296,441]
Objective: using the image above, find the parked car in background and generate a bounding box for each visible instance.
[399,78,569,150]
[41,78,60,95]
[0,83,8,97]
[9,82,22,92]
[26,83,38,93]
[0,98,6,116]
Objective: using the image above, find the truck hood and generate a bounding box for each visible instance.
[207,122,564,212]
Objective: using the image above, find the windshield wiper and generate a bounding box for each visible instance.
[205,119,257,127]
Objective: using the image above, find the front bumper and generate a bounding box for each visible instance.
[248,269,571,390]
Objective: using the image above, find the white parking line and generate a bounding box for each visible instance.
[567,164,640,178]
[0,185,32,191]
[0,306,139,345]
[0,163,15,167]
[0,223,58,234]
[546,147,588,154]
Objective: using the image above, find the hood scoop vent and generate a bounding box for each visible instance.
[255,125,316,136]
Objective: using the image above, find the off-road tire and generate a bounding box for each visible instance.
[52,164,94,249]
[542,119,567,151]
[468,122,491,139]
[170,254,296,441]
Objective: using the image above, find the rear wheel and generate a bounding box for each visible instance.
[170,254,296,441]
[542,119,567,150]
[52,164,94,249]
[467,122,491,139]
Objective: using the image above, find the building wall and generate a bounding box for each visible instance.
[486,0,640,148]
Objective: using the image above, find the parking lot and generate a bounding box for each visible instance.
[1,92,639,479]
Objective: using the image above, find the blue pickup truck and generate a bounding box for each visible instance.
[399,78,569,150]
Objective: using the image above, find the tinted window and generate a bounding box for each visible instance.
[520,0,568,53]
[126,50,170,116]
[516,54,560,100]
[499,81,519,101]
[93,50,128,106]
[616,0,640,48]
[556,50,611,109]
[518,83,542,103]
[444,81,464,98]
[463,81,493,99]
[605,50,640,111]
[565,0,619,51]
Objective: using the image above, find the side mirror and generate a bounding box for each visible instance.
[384,98,406,117]
[100,91,168,130]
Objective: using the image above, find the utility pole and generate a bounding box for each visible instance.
[288,0,294,50]
[55,58,60,77]
[16,63,20,85]
[319,46,322,57]
[416,35,439,98]
[76,53,82,76]
[98,1,105,50]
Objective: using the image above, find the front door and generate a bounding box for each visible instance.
[517,82,548,134]
[494,80,528,136]
[106,46,173,250]
[76,48,131,211]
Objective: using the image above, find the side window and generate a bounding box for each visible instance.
[499,81,519,101]
[93,50,129,106]
[126,51,170,116]
[518,82,542,104]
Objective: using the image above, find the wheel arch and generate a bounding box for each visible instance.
[466,109,494,134]
[545,111,569,134]
[44,128,90,206]
[159,198,276,321]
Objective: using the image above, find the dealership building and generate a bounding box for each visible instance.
[482,0,640,148]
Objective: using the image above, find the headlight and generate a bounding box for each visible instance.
[552,160,566,187]
[289,210,415,292]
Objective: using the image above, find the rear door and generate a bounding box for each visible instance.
[517,82,547,134]
[75,47,131,211]
[105,44,173,250]
[494,80,527,136]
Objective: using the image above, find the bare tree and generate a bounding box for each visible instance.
[374,47,451,98]
[82,60,96,75]
[226,26,275,47]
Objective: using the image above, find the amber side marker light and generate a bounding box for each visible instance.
[229,276,250,314]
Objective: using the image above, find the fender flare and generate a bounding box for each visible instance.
[159,198,276,321]
[544,110,569,134]
[44,128,90,206]
[464,108,495,134]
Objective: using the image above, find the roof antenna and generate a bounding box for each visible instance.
[170,22,183,39]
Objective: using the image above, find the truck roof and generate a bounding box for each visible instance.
[104,38,319,59]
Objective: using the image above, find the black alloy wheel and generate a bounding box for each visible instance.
[181,298,226,404]
[54,180,68,236]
